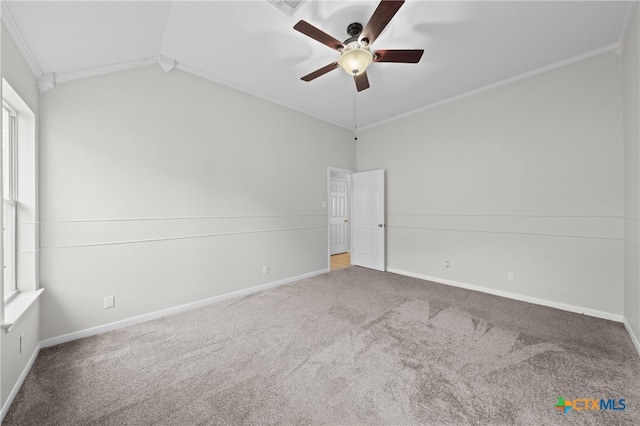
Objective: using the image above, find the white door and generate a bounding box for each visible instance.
[329,179,349,255]
[351,169,385,271]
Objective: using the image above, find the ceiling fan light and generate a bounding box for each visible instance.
[338,45,373,76]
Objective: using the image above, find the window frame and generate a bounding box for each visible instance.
[3,102,18,303]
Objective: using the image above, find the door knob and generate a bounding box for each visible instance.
[344,219,348,223]
[378,224,385,227]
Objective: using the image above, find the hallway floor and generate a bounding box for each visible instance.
[330,252,351,271]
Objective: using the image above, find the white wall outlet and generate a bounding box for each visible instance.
[444,260,450,269]
[104,295,115,309]
[263,265,270,274]
[508,272,515,282]
[321,201,327,208]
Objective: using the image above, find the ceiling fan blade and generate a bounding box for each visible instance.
[354,72,370,92]
[361,1,405,46]
[301,62,340,82]
[294,20,345,51]
[374,49,424,63]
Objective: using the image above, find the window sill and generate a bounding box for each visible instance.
[2,289,43,333]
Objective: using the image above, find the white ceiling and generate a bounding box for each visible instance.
[2,1,635,130]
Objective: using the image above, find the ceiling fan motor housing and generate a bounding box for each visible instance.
[347,22,363,38]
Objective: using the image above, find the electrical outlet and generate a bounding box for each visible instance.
[507,272,515,282]
[444,260,450,269]
[263,265,270,274]
[104,295,115,309]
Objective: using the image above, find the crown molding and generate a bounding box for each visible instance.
[360,44,619,132]
[40,55,352,131]
[1,2,42,78]
[158,55,176,73]
[37,72,55,94]
[54,57,160,84]
[617,1,637,47]
[51,59,352,131]
[175,62,352,131]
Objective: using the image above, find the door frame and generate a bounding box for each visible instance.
[327,166,354,270]
[329,177,350,255]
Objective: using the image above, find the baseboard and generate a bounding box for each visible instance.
[386,268,624,323]
[623,318,640,358]
[0,342,41,423]
[41,268,329,348]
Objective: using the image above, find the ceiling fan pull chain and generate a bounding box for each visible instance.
[353,86,359,141]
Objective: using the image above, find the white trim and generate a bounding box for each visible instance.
[361,44,619,132]
[390,213,622,219]
[386,268,624,323]
[618,1,637,45]
[40,225,326,250]
[175,62,351,131]
[158,56,176,73]
[37,72,55,94]
[327,167,355,175]
[623,318,640,358]
[2,289,44,332]
[40,268,328,348]
[390,225,622,241]
[0,342,41,424]
[0,2,43,78]
[42,214,324,224]
[54,57,160,84]
[16,250,37,255]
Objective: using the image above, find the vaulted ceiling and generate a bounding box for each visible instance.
[2,1,634,130]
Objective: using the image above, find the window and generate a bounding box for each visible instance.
[2,103,17,301]
[1,79,39,330]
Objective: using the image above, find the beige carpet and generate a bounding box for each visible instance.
[4,267,640,425]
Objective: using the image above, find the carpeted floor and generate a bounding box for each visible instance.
[4,267,640,425]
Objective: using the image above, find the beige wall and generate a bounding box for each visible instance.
[624,4,640,350]
[38,65,355,340]
[358,52,624,318]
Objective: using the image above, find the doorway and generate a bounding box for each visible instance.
[327,167,354,271]
[327,167,386,272]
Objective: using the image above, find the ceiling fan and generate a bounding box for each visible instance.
[294,0,424,92]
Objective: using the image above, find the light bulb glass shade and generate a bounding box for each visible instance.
[338,44,373,76]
